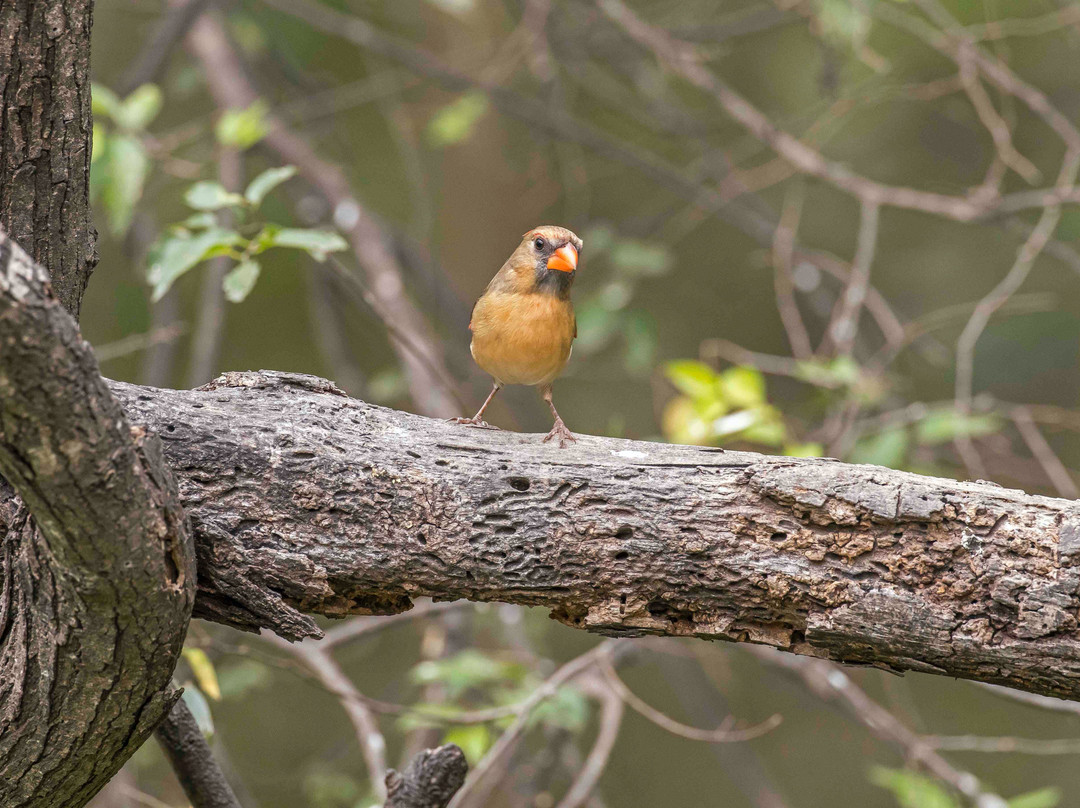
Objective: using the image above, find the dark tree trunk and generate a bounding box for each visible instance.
[0,0,97,321]
[0,232,195,808]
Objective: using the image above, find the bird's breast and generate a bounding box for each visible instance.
[470,292,575,386]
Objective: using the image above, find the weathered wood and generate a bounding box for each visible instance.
[0,230,195,808]
[104,369,1080,701]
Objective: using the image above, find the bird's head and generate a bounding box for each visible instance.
[507,225,583,297]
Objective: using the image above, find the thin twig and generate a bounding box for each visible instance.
[554,673,624,808]
[1010,406,1079,498]
[599,651,782,743]
[771,183,813,360]
[824,200,880,356]
[95,323,187,363]
[923,734,1080,755]
[264,634,389,800]
[750,649,1009,808]
[448,644,612,808]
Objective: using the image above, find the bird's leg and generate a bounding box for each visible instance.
[450,382,501,428]
[540,384,576,447]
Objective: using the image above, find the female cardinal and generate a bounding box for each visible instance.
[454,225,582,446]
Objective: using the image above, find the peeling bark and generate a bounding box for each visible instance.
[0,230,195,808]
[93,369,1080,701]
[0,0,97,320]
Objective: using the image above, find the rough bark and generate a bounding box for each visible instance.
[385,745,468,808]
[0,0,97,320]
[154,697,242,808]
[0,230,196,808]
[90,369,1080,701]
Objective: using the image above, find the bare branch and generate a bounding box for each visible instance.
[263,634,389,799]
[752,649,1008,808]
[154,697,242,808]
[555,673,624,808]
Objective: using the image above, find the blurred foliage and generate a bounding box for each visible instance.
[90,83,161,235]
[870,767,1061,808]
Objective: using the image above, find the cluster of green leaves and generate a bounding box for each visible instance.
[90,83,163,235]
[404,650,590,764]
[147,165,348,303]
[662,360,821,456]
[574,224,670,378]
[871,767,1060,808]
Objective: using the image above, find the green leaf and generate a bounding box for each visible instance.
[870,767,959,808]
[784,442,823,458]
[267,228,348,261]
[794,356,861,388]
[410,650,526,699]
[609,240,673,277]
[244,165,297,206]
[665,360,719,401]
[215,100,270,149]
[719,366,767,408]
[103,134,148,235]
[442,725,492,764]
[91,123,106,166]
[529,685,590,732]
[1008,787,1061,808]
[737,406,787,446]
[181,686,215,739]
[915,409,1003,445]
[147,227,242,301]
[91,82,121,121]
[182,648,221,701]
[851,427,909,468]
[184,181,245,211]
[223,260,261,303]
[574,300,618,352]
[181,211,220,230]
[426,92,489,147]
[115,84,163,130]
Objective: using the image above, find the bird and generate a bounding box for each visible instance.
[453,225,582,447]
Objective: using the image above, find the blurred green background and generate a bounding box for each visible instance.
[83,1,1080,806]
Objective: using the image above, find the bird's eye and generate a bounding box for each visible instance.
[533,237,545,251]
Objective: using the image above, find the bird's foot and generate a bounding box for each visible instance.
[543,418,576,448]
[449,416,499,430]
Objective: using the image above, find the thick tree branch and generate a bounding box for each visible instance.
[75,369,1080,702]
[0,230,196,807]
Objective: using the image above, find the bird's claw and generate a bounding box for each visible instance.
[449,416,499,430]
[543,419,576,448]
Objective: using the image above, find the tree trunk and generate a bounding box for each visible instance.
[0,231,196,808]
[0,0,97,320]
[85,369,1080,702]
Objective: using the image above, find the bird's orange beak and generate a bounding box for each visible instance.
[547,244,578,273]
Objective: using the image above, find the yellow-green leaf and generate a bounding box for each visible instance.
[183,647,221,701]
[222,260,261,303]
